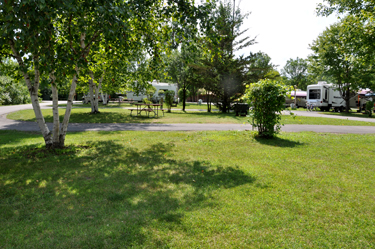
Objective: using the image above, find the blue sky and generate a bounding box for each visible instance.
[235,0,339,70]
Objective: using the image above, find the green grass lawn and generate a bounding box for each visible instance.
[1,130,375,248]
[7,108,375,126]
[319,110,375,119]
[59,101,217,110]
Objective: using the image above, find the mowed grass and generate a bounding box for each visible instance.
[320,110,375,119]
[1,130,375,248]
[59,101,217,110]
[7,108,375,126]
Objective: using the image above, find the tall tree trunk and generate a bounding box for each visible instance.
[51,81,60,147]
[206,90,211,112]
[182,88,186,111]
[9,40,53,147]
[59,72,79,147]
[94,83,100,112]
[345,87,350,113]
[98,73,106,105]
[89,72,99,114]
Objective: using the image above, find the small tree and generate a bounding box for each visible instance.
[243,79,290,138]
[178,88,190,102]
[165,90,175,112]
[365,101,374,117]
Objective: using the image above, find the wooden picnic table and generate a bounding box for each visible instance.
[130,103,162,117]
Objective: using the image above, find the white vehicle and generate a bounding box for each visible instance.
[306,81,363,112]
[126,80,179,103]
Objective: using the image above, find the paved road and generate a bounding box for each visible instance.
[284,110,375,123]
[1,102,375,134]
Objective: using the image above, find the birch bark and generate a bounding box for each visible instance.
[59,72,79,147]
[89,76,97,113]
[9,40,53,147]
[50,75,60,146]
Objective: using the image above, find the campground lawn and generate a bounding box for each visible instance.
[320,110,375,119]
[1,130,375,248]
[7,108,375,126]
[58,101,216,110]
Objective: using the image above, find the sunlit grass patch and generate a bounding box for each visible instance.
[7,108,375,126]
[1,130,375,247]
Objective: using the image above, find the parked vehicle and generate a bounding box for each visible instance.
[306,81,366,112]
[82,93,109,104]
[285,91,307,108]
[126,80,179,103]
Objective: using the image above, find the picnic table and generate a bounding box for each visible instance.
[129,103,163,117]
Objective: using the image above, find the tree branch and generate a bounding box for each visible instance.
[68,14,77,54]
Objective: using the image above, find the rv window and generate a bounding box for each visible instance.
[309,89,321,99]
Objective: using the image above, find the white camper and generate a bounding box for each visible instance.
[126,80,179,103]
[306,81,363,112]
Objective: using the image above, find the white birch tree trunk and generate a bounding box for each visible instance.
[101,92,107,105]
[89,71,100,113]
[94,83,100,111]
[59,72,79,147]
[9,40,53,147]
[98,73,105,105]
[51,78,60,146]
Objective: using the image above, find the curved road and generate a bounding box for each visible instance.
[0,102,375,134]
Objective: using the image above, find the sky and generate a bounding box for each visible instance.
[235,0,339,70]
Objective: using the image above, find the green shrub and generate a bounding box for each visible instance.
[0,76,31,105]
[165,90,175,112]
[143,98,151,104]
[365,101,374,117]
[178,88,190,101]
[146,86,157,100]
[243,79,290,138]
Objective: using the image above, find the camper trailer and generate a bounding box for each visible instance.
[285,91,307,108]
[306,81,366,112]
[126,80,178,103]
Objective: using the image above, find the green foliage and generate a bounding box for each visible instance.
[196,2,277,113]
[309,15,375,112]
[165,90,175,112]
[282,57,311,91]
[178,88,190,100]
[143,98,151,104]
[145,86,157,101]
[0,76,30,105]
[243,79,291,138]
[247,52,278,82]
[365,101,374,117]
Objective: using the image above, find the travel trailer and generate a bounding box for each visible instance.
[285,91,307,108]
[126,80,178,103]
[306,81,366,112]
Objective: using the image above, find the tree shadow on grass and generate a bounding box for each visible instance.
[0,139,255,248]
[254,136,305,148]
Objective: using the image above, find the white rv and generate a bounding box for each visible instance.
[126,80,179,103]
[306,81,363,112]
